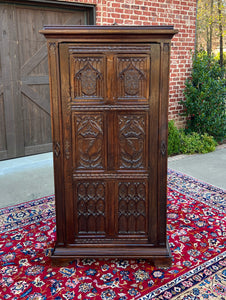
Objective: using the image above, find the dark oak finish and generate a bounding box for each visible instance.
[41,26,178,266]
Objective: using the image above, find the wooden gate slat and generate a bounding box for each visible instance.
[21,75,49,85]
[21,44,48,76]
[1,4,25,158]
[0,84,3,95]
[20,13,83,77]
[21,83,50,114]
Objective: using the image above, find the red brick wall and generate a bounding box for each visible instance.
[65,0,197,127]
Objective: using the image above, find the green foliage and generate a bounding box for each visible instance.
[179,132,217,154]
[168,120,180,156]
[214,51,226,67]
[168,121,217,156]
[181,50,226,142]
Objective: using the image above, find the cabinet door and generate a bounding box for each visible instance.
[60,45,109,242]
[112,53,150,240]
[59,43,160,244]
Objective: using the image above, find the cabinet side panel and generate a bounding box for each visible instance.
[48,41,65,245]
[59,44,74,243]
[149,44,160,245]
[158,43,170,246]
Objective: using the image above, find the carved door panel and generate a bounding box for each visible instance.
[72,113,107,170]
[114,55,150,103]
[60,43,157,243]
[70,54,106,103]
[116,112,148,170]
[75,181,107,235]
[117,180,148,236]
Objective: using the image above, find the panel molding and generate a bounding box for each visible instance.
[70,104,150,111]
[73,173,149,179]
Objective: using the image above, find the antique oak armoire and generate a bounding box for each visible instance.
[41,26,178,266]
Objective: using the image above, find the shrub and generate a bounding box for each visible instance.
[181,50,226,142]
[200,133,218,153]
[167,121,217,156]
[168,120,180,156]
[179,131,217,154]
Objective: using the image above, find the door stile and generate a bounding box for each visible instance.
[158,42,170,246]
[59,43,74,244]
[148,44,160,245]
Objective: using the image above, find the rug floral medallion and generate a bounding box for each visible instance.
[0,169,225,300]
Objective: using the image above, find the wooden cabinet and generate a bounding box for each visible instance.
[41,26,178,266]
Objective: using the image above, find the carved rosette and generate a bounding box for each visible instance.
[76,115,104,169]
[77,182,106,234]
[118,115,146,169]
[118,182,146,234]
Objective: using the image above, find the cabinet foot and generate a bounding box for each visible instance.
[51,257,74,267]
[153,257,172,268]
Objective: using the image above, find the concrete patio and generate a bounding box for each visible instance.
[0,145,225,209]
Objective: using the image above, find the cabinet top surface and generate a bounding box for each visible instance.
[40,25,178,41]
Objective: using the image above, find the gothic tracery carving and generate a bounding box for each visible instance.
[73,57,104,99]
[77,182,106,234]
[119,62,145,96]
[118,182,146,234]
[117,57,148,99]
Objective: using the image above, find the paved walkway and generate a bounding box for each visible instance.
[168,144,226,190]
[0,145,225,209]
[0,153,54,208]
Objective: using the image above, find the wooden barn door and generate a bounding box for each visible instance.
[0,0,94,160]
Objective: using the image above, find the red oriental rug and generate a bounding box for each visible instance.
[0,169,225,300]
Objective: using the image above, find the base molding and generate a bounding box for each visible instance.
[51,241,172,267]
